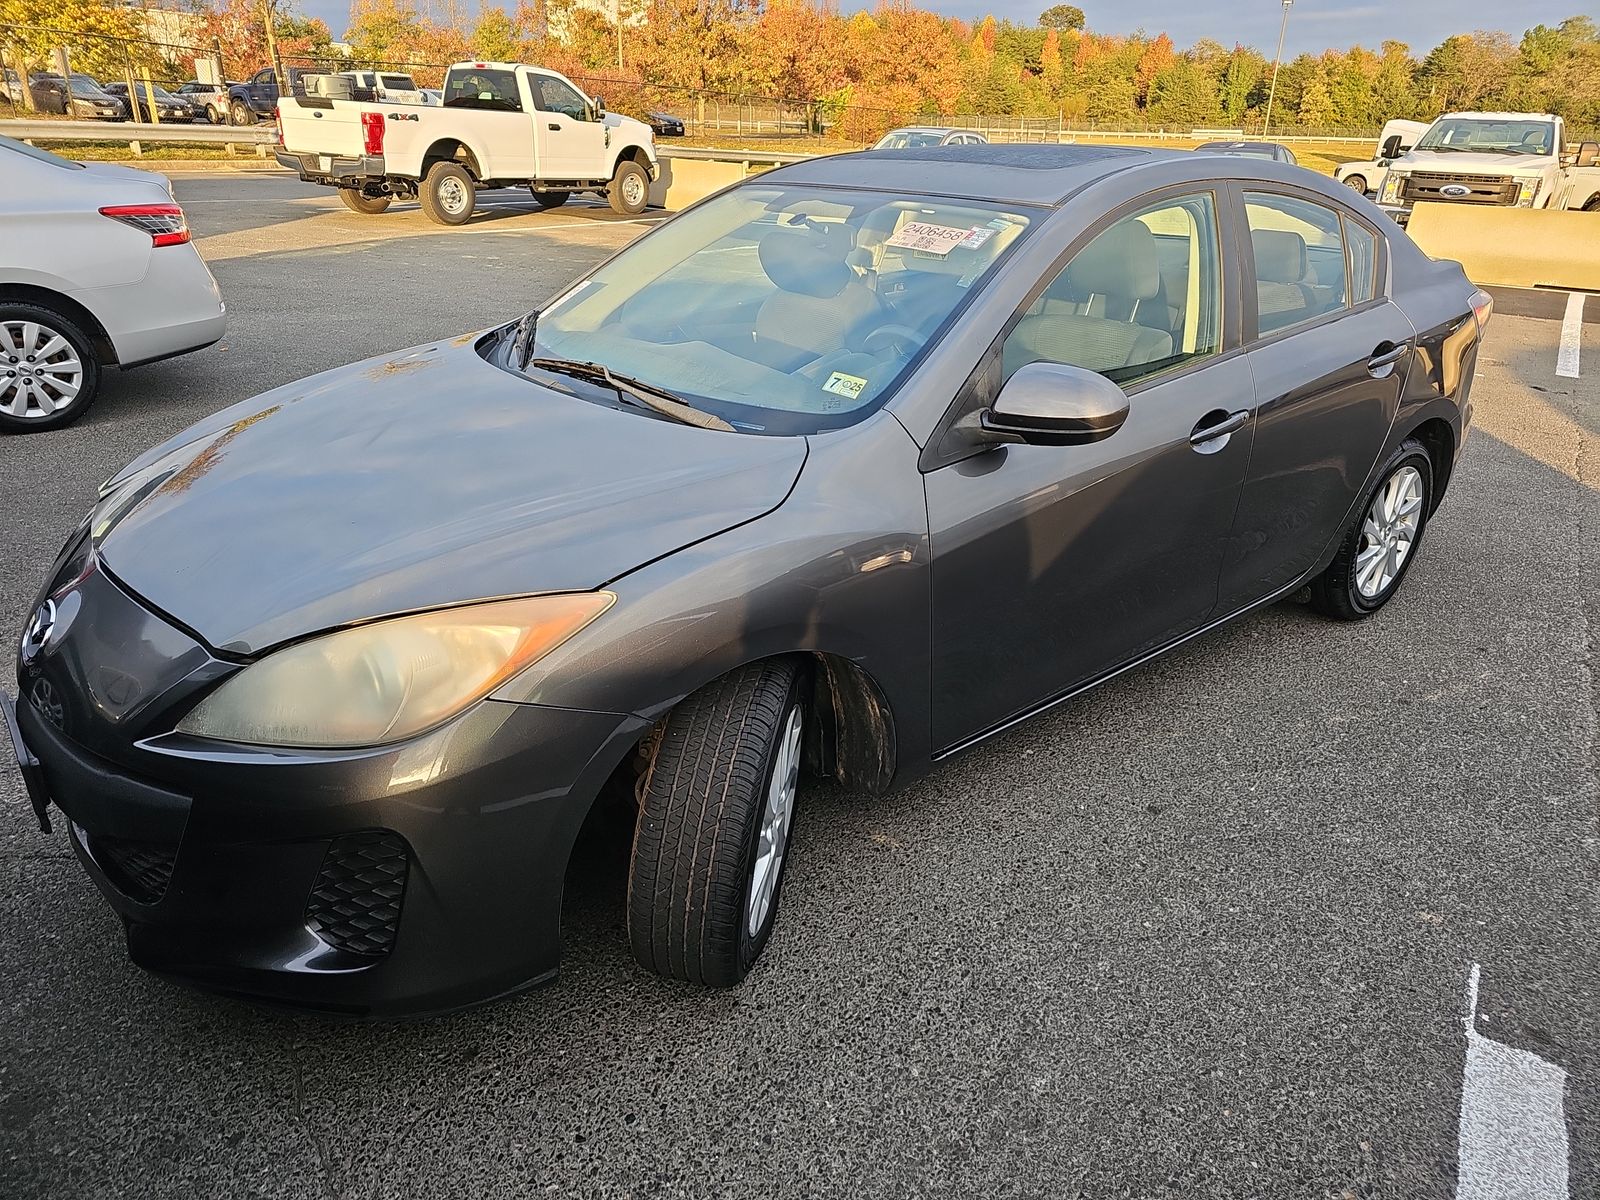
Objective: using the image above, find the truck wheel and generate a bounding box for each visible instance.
[204,103,221,125]
[230,99,253,126]
[339,188,391,215]
[608,160,649,216]
[1343,174,1367,193]
[627,658,807,986]
[0,303,101,434]
[532,189,569,210]
[421,161,475,225]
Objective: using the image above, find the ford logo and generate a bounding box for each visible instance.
[1439,184,1472,198]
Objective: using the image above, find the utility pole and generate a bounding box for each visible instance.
[1262,0,1292,138]
[261,0,283,89]
[613,0,624,69]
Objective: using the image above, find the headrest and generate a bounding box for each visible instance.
[1251,229,1307,284]
[758,224,854,298]
[1066,219,1159,301]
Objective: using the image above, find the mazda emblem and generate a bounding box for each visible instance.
[20,599,56,658]
[30,678,65,730]
[1438,184,1471,198]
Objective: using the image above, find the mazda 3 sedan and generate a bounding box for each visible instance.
[5,146,1489,1016]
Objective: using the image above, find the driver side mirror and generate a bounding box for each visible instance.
[968,362,1131,447]
[590,95,605,119]
[1380,135,1402,160]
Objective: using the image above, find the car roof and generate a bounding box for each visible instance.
[765,144,1175,207]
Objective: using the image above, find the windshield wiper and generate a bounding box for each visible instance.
[527,357,735,432]
[509,309,538,370]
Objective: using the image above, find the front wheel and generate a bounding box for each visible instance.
[1310,440,1433,620]
[420,161,475,225]
[628,659,806,986]
[608,160,649,216]
[338,188,391,215]
[229,99,253,126]
[1344,174,1367,193]
[0,304,101,433]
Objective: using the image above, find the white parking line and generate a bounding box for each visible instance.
[1457,963,1569,1200]
[1555,292,1584,378]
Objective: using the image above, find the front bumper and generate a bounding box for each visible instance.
[9,563,646,1016]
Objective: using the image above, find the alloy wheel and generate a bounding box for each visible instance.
[1355,465,1423,599]
[747,703,802,938]
[0,320,83,421]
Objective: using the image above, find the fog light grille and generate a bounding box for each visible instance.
[305,831,409,957]
[94,835,177,904]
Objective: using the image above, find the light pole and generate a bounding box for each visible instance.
[1262,0,1292,138]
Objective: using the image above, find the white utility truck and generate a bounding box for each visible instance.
[1377,111,1600,224]
[1333,118,1429,197]
[276,61,659,224]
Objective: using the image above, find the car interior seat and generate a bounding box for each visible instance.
[1251,229,1322,333]
[751,222,883,372]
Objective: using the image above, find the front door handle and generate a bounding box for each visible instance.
[546,122,561,131]
[1367,341,1409,373]
[1189,408,1251,446]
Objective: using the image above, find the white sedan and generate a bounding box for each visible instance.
[0,136,226,432]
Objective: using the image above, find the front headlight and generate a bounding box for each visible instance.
[1380,173,1405,204]
[177,593,614,748]
[1515,178,1540,206]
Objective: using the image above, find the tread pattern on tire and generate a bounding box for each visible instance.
[627,658,800,987]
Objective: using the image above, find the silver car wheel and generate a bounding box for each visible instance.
[0,319,83,421]
[621,172,646,209]
[1355,464,1423,598]
[747,702,802,938]
[438,176,469,215]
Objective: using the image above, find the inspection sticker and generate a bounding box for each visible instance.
[885,222,973,256]
[957,226,996,250]
[823,371,868,400]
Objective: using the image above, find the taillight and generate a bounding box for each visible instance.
[99,203,190,247]
[1469,287,1494,332]
[361,110,384,157]
[274,105,283,145]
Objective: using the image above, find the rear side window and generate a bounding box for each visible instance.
[1344,217,1378,305]
[445,69,522,112]
[1244,192,1348,335]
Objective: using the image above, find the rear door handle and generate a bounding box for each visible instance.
[1189,408,1251,446]
[1367,341,1409,372]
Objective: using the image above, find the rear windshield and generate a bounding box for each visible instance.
[876,131,946,149]
[379,75,414,91]
[0,134,84,170]
[443,68,521,112]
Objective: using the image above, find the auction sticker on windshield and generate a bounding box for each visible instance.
[886,222,974,255]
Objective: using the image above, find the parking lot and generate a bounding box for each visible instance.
[1,172,1596,1199]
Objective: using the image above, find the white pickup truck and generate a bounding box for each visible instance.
[1377,111,1600,224]
[276,61,659,223]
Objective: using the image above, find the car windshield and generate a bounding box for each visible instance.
[0,133,84,169]
[69,77,108,97]
[875,131,946,149]
[1414,119,1555,155]
[510,184,1034,435]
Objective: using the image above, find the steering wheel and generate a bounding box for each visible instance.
[862,324,923,358]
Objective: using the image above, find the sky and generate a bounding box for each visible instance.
[299,0,1588,59]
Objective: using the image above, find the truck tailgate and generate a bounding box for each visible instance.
[280,99,365,158]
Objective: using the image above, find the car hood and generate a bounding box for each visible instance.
[604,112,655,146]
[1396,150,1550,175]
[93,336,807,656]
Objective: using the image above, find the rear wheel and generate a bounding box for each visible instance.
[1344,174,1367,193]
[338,188,391,215]
[627,658,806,986]
[532,189,569,210]
[204,103,221,124]
[420,161,475,225]
[608,160,649,216]
[1310,440,1433,620]
[229,99,253,126]
[0,304,100,434]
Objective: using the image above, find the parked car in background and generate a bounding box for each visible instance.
[175,80,232,124]
[40,74,128,121]
[420,88,443,106]
[1193,140,1298,165]
[874,126,988,148]
[0,135,225,432]
[225,67,278,125]
[3,145,1487,1015]
[646,111,685,137]
[338,70,425,104]
[104,81,200,123]
[1334,118,1429,196]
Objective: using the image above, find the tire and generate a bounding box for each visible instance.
[0,303,101,434]
[205,103,221,125]
[339,188,391,215]
[1344,174,1367,193]
[1309,440,1433,620]
[532,189,569,210]
[628,658,807,987]
[230,99,253,126]
[420,161,475,225]
[608,160,649,216]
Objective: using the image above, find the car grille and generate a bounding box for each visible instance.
[89,832,178,905]
[1401,172,1518,206]
[304,831,409,957]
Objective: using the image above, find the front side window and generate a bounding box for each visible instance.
[1001,191,1222,387]
[514,185,1034,434]
[532,76,587,120]
[1244,192,1347,334]
[444,69,522,112]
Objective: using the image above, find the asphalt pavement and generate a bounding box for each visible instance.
[0,173,1595,1199]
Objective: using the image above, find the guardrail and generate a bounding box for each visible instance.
[3,118,277,156]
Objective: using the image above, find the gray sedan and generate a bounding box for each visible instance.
[7,146,1488,1015]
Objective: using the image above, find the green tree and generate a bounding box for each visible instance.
[472,7,521,61]
[1039,4,1085,32]
[1147,58,1217,126]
